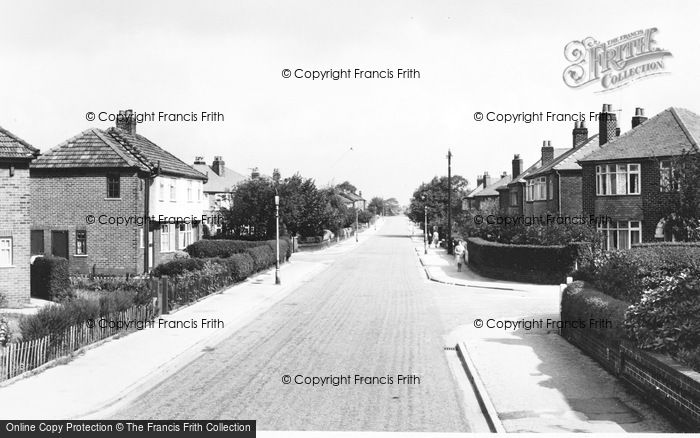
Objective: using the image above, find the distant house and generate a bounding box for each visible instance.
[0,126,39,307]
[30,109,208,275]
[579,105,700,249]
[338,191,366,210]
[522,123,601,217]
[463,171,511,211]
[192,156,246,235]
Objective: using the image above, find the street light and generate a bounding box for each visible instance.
[424,205,428,255]
[355,206,359,242]
[447,149,453,255]
[275,194,281,285]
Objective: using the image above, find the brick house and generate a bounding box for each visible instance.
[463,171,511,211]
[30,110,208,275]
[522,123,601,217]
[338,191,367,210]
[0,126,39,307]
[192,156,246,235]
[579,105,700,249]
[497,144,569,216]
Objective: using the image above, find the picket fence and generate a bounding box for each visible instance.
[0,304,155,382]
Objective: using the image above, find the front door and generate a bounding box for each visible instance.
[51,230,69,259]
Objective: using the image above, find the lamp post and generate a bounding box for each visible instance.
[424,205,428,254]
[447,149,453,255]
[275,194,281,285]
[355,207,359,242]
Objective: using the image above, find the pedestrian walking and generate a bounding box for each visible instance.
[431,227,439,248]
[454,240,465,272]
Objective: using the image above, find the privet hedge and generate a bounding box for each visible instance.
[30,256,72,301]
[466,237,578,284]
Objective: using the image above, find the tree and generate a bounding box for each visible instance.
[336,180,357,194]
[663,151,700,241]
[222,177,277,239]
[367,197,385,215]
[407,175,469,238]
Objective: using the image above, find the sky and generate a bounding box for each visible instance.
[1,0,699,204]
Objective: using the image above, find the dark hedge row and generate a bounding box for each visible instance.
[466,237,578,284]
[31,256,72,301]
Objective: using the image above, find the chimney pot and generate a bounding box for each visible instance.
[116,108,137,134]
[212,156,225,177]
[632,107,648,129]
[599,103,618,146]
[573,118,589,147]
[541,140,555,165]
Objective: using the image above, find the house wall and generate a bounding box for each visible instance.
[31,169,144,275]
[559,172,584,216]
[0,162,31,307]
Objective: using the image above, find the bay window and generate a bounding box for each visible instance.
[598,220,642,250]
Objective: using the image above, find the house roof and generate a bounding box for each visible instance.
[579,107,700,163]
[500,148,570,189]
[474,174,512,198]
[193,163,246,193]
[528,136,600,178]
[0,126,39,160]
[32,127,207,180]
[339,191,365,202]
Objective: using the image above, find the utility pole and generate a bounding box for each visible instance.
[355,207,359,242]
[447,149,453,255]
[275,193,281,285]
[424,205,428,254]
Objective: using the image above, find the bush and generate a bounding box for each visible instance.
[31,256,72,302]
[582,245,700,302]
[624,270,700,371]
[263,238,291,263]
[72,276,153,307]
[19,297,100,342]
[185,239,261,258]
[245,245,276,271]
[466,237,578,284]
[561,281,630,344]
[210,254,255,282]
[151,258,205,277]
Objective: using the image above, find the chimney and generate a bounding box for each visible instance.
[512,154,523,179]
[212,156,225,177]
[501,171,508,178]
[599,103,618,146]
[251,167,260,179]
[476,176,484,187]
[541,140,554,165]
[482,171,491,188]
[116,109,137,135]
[193,156,206,165]
[573,120,588,147]
[632,107,648,129]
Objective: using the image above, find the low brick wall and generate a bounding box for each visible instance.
[562,327,700,430]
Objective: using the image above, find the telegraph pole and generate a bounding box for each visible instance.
[447,149,453,255]
[275,194,281,285]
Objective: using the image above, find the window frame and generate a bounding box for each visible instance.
[160,224,172,253]
[178,223,193,249]
[0,237,12,267]
[169,179,176,202]
[596,163,641,196]
[106,174,121,199]
[75,229,87,256]
[597,220,642,250]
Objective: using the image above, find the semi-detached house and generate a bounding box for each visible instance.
[579,105,700,249]
[30,110,208,275]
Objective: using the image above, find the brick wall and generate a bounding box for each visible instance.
[581,163,596,218]
[559,172,584,216]
[0,162,31,307]
[31,169,144,275]
[640,159,677,242]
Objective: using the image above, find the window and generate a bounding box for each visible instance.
[526,177,547,201]
[510,191,518,206]
[187,180,193,202]
[107,174,121,198]
[31,230,44,255]
[160,224,173,252]
[198,184,202,202]
[169,179,176,202]
[75,230,87,255]
[598,220,642,250]
[596,163,640,195]
[159,180,165,201]
[548,177,554,200]
[178,223,193,249]
[0,237,12,266]
[659,160,678,192]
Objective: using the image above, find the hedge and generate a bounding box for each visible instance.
[561,281,630,344]
[19,297,100,342]
[31,256,72,301]
[151,258,206,277]
[210,254,255,282]
[580,245,700,302]
[245,246,276,272]
[466,237,578,284]
[185,238,291,261]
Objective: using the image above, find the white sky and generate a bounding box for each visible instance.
[1,0,699,203]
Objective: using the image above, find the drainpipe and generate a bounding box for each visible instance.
[143,175,150,274]
[555,170,562,214]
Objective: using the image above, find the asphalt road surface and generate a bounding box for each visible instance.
[112,217,471,432]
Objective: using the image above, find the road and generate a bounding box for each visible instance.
[112,217,472,432]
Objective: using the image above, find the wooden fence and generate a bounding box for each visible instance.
[0,304,155,382]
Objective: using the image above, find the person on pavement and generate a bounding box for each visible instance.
[454,240,465,272]
[431,227,439,248]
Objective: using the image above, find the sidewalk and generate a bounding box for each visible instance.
[0,229,376,420]
[416,236,676,432]
[411,236,551,292]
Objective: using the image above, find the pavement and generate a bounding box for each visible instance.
[0,222,382,420]
[415,235,677,433]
